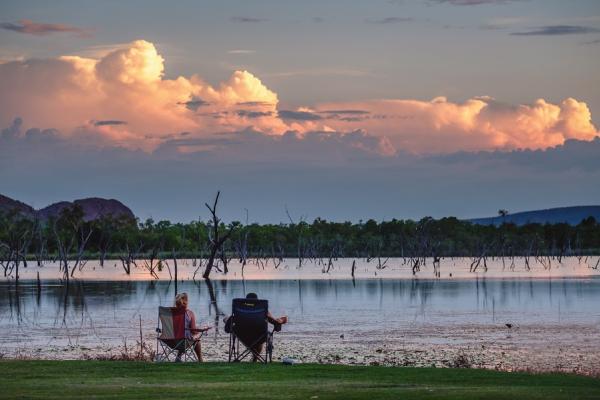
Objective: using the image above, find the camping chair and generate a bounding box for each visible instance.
[155,306,204,362]
[227,298,278,363]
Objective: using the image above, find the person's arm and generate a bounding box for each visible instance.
[267,311,288,325]
[188,309,211,333]
[188,309,198,330]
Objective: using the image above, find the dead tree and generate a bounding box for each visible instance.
[376,252,389,270]
[285,206,306,268]
[143,243,161,279]
[172,248,178,294]
[271,242,284,269]
[32,217,47,267]
[119,241,142,274]
[0,211,32,284]
[52,206,93,280]
[235,230,249,271]
[433,255,441,278]
[326,253,334,273]
[95,216,115,267]
[202,192,235,279]
[235,208,250,273]
[204,278,224,333]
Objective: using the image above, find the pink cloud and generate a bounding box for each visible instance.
[313,96,598,153]
[0,39,596,155]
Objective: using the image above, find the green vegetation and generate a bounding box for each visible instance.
[2,202,600,280]
[1,361,598,400]
[2,205,600,260]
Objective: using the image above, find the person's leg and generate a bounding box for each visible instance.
[194,340,202,362]
[252,342,264,362]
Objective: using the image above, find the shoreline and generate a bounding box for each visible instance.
[3,322,599,377]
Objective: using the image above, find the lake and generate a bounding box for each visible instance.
[1,257,599,374]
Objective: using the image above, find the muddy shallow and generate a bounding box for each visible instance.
[1,257,599,375]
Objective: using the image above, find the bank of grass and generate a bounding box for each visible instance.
[0,361,598,400]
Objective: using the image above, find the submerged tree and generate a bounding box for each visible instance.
[52,205,93,280]
[0,209,33,284]
[202,191,235,279]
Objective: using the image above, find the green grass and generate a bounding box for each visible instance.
[0,361,598,400]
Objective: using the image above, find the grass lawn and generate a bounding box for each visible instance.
[0,361,598,400]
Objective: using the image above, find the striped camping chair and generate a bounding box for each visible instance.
[155,306,201,362]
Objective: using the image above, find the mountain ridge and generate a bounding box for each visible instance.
[2,194,599,225]
[468,205,600,226]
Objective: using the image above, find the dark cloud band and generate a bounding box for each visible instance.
[512,25,600,36]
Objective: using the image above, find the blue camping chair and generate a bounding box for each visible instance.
[226,298,278,363]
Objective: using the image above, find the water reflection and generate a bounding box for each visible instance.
[2,278,599,331]
[1,278,598,360]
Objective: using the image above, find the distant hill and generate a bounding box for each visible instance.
[468,206,600,226]
[0,194,35,216]
[0,194,135,222]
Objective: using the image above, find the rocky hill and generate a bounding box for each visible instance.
[0,194,35,216]
[0,194,135,222]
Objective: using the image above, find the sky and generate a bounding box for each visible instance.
[0,0,599,223]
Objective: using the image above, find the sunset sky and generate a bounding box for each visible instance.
[1,0,599,222]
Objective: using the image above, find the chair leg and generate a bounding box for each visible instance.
[155,341,161,362]
[268,340,272,363]
[228,335,233,362]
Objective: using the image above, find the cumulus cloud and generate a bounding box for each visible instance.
[0,39,597,155]
[0,19,90,37]
[313,97,598,153]
[0,40,282,149]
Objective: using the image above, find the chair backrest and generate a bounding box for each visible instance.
[231,298,268,346]
[158,306,187,339]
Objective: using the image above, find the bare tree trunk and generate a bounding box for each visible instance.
[172,248,178,295]
[202,192,235,279]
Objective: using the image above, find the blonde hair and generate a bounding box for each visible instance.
[175,292,188,308]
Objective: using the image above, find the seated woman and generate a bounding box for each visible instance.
[174,292,211,362]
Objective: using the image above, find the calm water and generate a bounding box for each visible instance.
[1,277,599,356]
[1,257,599,364]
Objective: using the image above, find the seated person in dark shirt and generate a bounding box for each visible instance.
[224,292,288,360]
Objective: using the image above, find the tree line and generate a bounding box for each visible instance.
[1,192,599,282]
